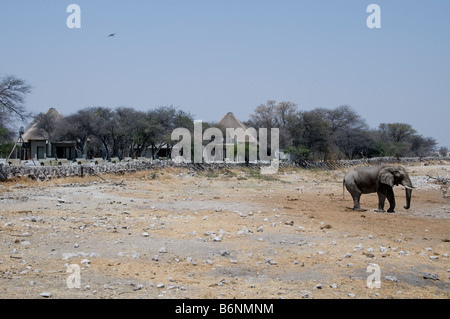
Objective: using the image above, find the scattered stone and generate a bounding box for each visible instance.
[300,290,311,298]
[219,250,230,256]
[363,252,375,258]
[62,253,78,260]
[132,284,144,291]
[385,275,398,282]
[81,259,90,265]
[265,258,277,265]
[429,256,439,260]
[423,273,440,280]
[159,247,168,253]
[40,292,52,298]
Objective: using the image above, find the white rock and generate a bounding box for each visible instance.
[385,275,398,282]
[430,256,439,260]
[212,236,222,242]
[62,253,78,260]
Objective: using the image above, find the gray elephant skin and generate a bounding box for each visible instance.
[343,165,413,213]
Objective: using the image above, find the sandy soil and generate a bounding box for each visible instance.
[0,162,449,299]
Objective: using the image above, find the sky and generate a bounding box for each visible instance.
[1,0,449,147]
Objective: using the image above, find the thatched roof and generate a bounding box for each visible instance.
[22,108,66,142]
[216,112,258,144]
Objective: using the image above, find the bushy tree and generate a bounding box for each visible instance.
[248,102,440,161]
[55,105,194,160]
[247,100,298,149]
[147,106,194,159]
[0,73,31,158]
[0,74,32,123]
[375,123,436,157]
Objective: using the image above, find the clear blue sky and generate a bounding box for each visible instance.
[1,0,449,147]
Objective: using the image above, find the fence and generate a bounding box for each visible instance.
[0,156,448,181]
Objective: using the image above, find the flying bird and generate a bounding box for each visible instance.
[108,33,116,37]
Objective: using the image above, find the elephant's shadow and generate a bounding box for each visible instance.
[344,207,368,212]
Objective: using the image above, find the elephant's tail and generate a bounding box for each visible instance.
[342,179,345,200]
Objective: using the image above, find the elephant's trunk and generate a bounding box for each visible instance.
[403,181,413,210]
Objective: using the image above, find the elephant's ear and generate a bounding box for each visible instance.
[379,167,394,187]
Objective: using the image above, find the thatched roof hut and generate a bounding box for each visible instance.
[216,112,258,145]
[22,108,65,142]
[22,108,76,160]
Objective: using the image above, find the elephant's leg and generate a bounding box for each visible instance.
[352,193,362,210]
[345,182,364,211]
[375,191,386,212]
[386,187,396,213]
[351,191,366,211]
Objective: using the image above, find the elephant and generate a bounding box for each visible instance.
[343,165,413,213]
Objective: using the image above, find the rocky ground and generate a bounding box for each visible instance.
[0,162,449,299]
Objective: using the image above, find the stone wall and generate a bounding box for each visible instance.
[0,157,448,181]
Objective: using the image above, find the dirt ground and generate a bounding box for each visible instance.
[0,162,449,299]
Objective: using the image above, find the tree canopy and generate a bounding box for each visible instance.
[0,73,443,161]
[246,101,438,161]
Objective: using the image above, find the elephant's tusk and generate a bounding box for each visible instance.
[403,185,414,190]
